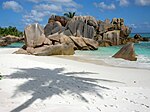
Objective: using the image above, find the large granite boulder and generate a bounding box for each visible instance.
[14,45,29,54]
[111,18,124,30]
[48,15,68,26]
[103,30,120,46]
[47,33,60,44]
[59,34,75,46]
[69,36,88,50]
[98,40,112,47]
[0,39,7,46]
[83,38,99,50]
[45,32,98,50]
[65,18,95,39]
[44,21,62,37]
[72,16,98,28]
[24,23,47,47]
[120,26,131,38]
[32,44,75,56]
[110,18,131,38]
[134,34,142,40]
[15,23,75,56]
[112,43,137,61]
[97,19,113,34]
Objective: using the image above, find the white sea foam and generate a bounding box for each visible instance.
[101,55,150,69]
[75,53,150,70]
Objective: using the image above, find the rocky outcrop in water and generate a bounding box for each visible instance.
[134,34,149,41]
[46,15,136,47]
[0,35,24,46]
[96,18,132,46]
[112,43,137,61]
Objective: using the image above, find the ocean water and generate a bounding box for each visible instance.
[0,34,150,69]
[129,33,150,38]
[0,42,24,48]
[76,33,150,69]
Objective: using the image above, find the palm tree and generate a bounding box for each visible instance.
[64,12,76,18]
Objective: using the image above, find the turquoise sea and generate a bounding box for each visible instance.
[0,33,150,69]
[0,42,24,48]
[76,33,150,69]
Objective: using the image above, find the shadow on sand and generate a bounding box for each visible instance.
[5,67,123,112]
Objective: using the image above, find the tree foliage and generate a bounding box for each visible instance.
[64,12,76,18]
[0,26,23,37]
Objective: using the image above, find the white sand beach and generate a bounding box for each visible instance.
[0,48,150,112]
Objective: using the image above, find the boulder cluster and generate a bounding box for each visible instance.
[0,35,23,46]
[95,18,132,46]
[14,23,99,56]
[44,15,136,47]
[13,15,148,58]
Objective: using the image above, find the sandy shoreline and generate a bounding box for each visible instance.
[0,48,150,112]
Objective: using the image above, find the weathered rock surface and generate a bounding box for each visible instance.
[72,16,98,27]
[0,35,24,46]
[65,17,96,39]
[111,18,124,30]
[112,43,137,61]
[48,15,68,26]
[44,21,62,37]
[83,38,99,50]
[15,23,75,56]
[133,34,149,42]
[102,30,120,46]
[97,19,113,34]
[120,26,131,38]
[134,34,142,40]
[14,48,29,54]
[69,36,88,50]
[96,18,132,46]
[98,40,112,47]
[0,39,7,46]
[32,44,75,56]
[24,23,46,47]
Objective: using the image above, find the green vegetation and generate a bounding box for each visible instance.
[64,12,76,18]
[0,26,23,37]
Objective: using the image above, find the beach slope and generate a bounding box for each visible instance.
[0,48,150,112]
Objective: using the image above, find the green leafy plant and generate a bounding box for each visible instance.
[0,26,23,37]
[64,12,76,18]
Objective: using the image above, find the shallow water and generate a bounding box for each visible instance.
[0,42,24,48]
[1,34,150,69]
[76,42,150,69]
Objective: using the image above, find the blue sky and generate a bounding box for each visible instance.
[0,0,150,33]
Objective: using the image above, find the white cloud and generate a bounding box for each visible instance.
[119,0,129,6]
[23,10,51,24]
[23,0,81,24]
[50,0,73,3]
[27,0,81,9]
[129,22,150,29]
[94,2,116,10]
[28,0,43,3]
[34,4,62,12]
[135,0,150,6]
[2,1,23,12]
[130,24,138,28]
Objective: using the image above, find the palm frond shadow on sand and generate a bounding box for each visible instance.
[6,67,123,112]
